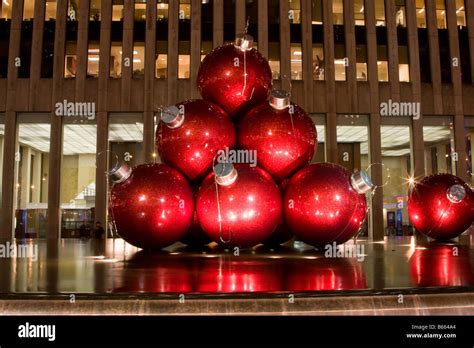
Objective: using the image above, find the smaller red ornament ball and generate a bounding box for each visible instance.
[196,163,282,248]
[238,90,317,181]
[157,99,236,181]
[408,173,473,240]
[284,163,372,246]
[197,35,272,118]
[109,163,194,249]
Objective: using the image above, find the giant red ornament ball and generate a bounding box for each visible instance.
[197,35,272,118]
[196,163,282,248]
[284,163,372,246]
[156,99,236,181]
[408,173,473,240]
[109,163,194,249]
[238,90,317,181]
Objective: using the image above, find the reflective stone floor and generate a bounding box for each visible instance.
[0,235,473,296]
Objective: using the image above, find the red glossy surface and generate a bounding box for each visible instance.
[197,44,272,118]
[410,245,474,287]
[114,252,194,293]
[408,174,473,240]
[284,163,368,246]
[286,258,367,291]
[157,99,236,181]
[238,102,317,181]
[264,179,293,245]
[110,164,194,249]
[196,164,282,248]
[196,257,284,293]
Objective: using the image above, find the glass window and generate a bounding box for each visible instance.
[290,0,302,81]
[157,0,169,20]
[312,44,324,80]
[418,25,431,82]
[459,25,471,84]
[377,46,389,82]
[416,0,426,28]
[178,0,191,79]
[0,15,10,78]
[135,0,146,21]
[19,19,34,78]
[354,0,365,26]
[269,0,280,80]
[45,0,57,20]
[112,0,124,21]
[333,0,343,25]
[65,1,79,78]
[356,45,368,81]
[311,115,326,163]
[375,0,386,26]
[245,0,257,44]
[311,0,324,80]
[42,2,56,78]
[23,0,35,20]
[398,46,410,82]
[291,44,302,80]
[133,5,146,79]
[1,0,12,19]
[456,0,465,27]
[380,118,413,236]
[423,116,456,176]
[0,114,4,208]
[336,115,370,235]
[60,118,97,238]
[87,5,101,78]
[439,29,451,83]
[334,44,346,81]
[223,0,235,43]
[14,114,50,239]
[289,0,301,24]
[466,117,474,186]
[110,10,123,78]
[395,0,406,27]
[311,0,322,24]
[156,1,168,79]
[436,0,446,29]
[90,0,101,21]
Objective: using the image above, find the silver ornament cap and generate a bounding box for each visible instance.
[269,89,291,110]
[108,162,132,184]
[351,170,374,194]
[234,34,254,51]
[447,184,466,204]
[214,162,238,186]
[161,105,185,129]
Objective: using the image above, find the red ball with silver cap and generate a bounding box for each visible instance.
[197,34,273,118]
[283,163,372,246]
[109,163,195,249]
[238,89,317,181]
[156,99,236,181]
[196,162,282,248]
[408,173,473,240]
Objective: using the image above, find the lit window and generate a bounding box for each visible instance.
[112,0,123,21]
[436,0,446,29]
[289,0,301,24]
[157,0,169,21]
[133,45,145,77]
[456,0,466,27]
[354,0,365,26]
[135,0,146,22]
[45,1,57,21]
[375,0,386,26]
[156,41,167,79]
[396,0,406,28]
[110,44,122,78]
[23,0,35,20]
[1,0,12,19]
[291,45,302,80]
[178,55,190,79]
[312,45,324,80]
[90,0,101,21]
[87,45,100,78]
[416,0,426,28]
[377,46,389,82]
[333,0,343,25]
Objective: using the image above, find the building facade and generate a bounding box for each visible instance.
[0,0,473,241]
